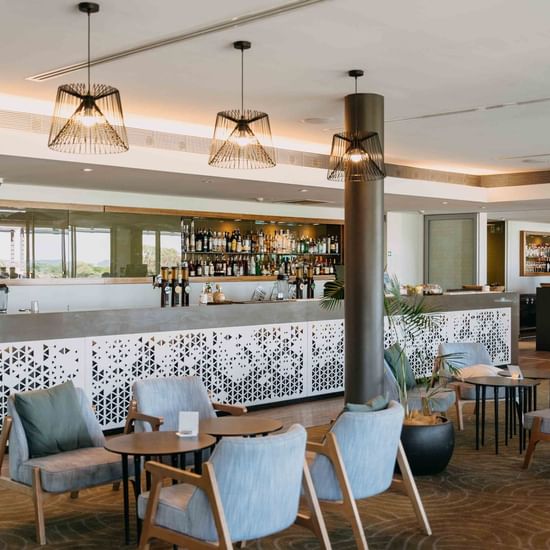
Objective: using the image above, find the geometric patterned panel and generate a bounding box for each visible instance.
[384,308,511,378]
[0,339,85,430]
[309,320,345,395]
[89,323,307,429]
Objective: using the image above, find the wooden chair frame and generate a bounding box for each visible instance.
[452,383,493,431]
[307,432,431,550]
[523,416,550,469]
[0,409,160,546]
[139,459,331,550]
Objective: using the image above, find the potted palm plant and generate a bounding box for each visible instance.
[322,275,458,475]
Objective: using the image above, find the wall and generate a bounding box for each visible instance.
[385,211,424,285]
[506,220,550,293]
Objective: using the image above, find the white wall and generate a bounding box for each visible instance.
[385,211,424,285]
[506,220,550,293]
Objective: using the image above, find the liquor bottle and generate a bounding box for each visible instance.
[171,266,182,307]
[189,260,196,278]
[295,264,305,299]
[181,263,190,306]
[196,229,203,252]
[306,264,315,299]
[236,231,242,253]
[190,219,195,252]
[160,267,171,308]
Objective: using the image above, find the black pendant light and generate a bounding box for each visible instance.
[327,70,385,182]
[48,2,129,154]
[208,41,276,169]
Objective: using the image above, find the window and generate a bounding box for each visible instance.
[75,228,111,277]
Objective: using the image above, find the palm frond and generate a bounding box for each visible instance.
[321,278,345,311]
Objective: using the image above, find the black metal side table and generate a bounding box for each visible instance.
[465,376,539,455]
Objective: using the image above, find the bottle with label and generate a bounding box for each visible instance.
[181,263,190,306]
[171,266,182,307]
[199,284,208,305]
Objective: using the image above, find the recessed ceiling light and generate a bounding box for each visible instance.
[312,223,320,226]
[481,206,486,209]
[419,210,425,214]
[234,219,241,222]
[82,168,93,172]
[300,189,308,193]
[202,179,213,184]
[256,197,264,202]
[300,117,333,125]
[442,201,448,205]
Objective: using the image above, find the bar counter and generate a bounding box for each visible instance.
[0,292,517,430]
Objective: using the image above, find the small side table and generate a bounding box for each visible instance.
[199,416,283,440]
[465,376,539,455]
[105,431,216,544]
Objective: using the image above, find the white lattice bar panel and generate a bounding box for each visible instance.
[309,320,345,396]
[89,323,307,429]
[0,338,85,429]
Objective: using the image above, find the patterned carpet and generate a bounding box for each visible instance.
[3,346,550,549]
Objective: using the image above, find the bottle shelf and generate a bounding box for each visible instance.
[182,251,341,256]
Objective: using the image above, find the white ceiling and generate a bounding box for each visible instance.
[3,0,550,174]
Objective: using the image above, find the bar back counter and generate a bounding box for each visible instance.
[0,292,517,430]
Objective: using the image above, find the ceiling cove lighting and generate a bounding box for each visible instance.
[48,2,129,154]
[208,41,276,169]
[327,70,385,182]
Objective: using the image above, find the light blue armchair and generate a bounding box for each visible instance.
[384,361,456,415]
[438,342,497,430]
[127,376,247,434]
[0,387,131,545]
[137,424,330,550]
[308,401,431,549]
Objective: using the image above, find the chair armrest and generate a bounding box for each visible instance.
[124,400,163,434]
[212,403,247,416]
[0,416,12,471]
[145,460,206,488]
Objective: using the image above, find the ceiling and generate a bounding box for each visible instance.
[6,155,550,222]
[3,0,550,174]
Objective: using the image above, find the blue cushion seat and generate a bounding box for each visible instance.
[138,424,307,543]
[525,409,550,432]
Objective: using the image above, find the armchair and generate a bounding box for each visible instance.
[0,385,132,545]
[129,376,247,433]
[137,424,330,550]
[438,342,499,430]
[308,401,431,549]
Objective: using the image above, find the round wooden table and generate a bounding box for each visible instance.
[105,431,216,544]
[199,416,283,439]
[465,376,539,455]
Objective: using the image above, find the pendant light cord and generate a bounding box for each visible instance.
[87,10,91,94]
[353,75,358,135]
[240,47,244,116]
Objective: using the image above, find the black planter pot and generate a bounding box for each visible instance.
[400,417,455,476]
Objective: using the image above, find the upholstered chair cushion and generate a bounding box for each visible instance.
[7,388,106,479]
[453,381,496,400]
[438,342,493,374]
[13,381,93,458]
[524,409,550,432]
[384,363,455,412]
[345,395,389,412]
[310,401,404,501]
[138,424,307,542]
[17,447,130,493]
[385,343,417,389]
[133,377,216,432]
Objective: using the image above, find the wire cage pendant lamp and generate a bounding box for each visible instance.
[327,70,385,182]
[48,2,129,154]
[208,41,276,169]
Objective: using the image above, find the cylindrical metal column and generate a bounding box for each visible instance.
[344,92,385,402]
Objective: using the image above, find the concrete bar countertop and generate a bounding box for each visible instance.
[0,291,518,346]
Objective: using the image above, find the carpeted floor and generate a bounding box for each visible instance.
[3,342,550,549]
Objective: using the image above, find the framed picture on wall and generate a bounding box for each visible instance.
[520,231,550,276]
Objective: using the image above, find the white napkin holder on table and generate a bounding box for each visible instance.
[177,411,199,438]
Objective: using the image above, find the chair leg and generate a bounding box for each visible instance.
[32,467,46,545]
[456,400,465,431]
[396,442,432,536]
[112,481,121,491]
[523,417,543,470]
